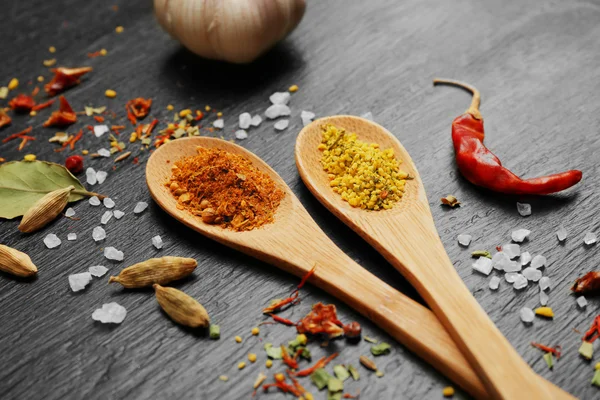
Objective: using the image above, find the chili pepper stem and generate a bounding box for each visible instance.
[433,78,482,120]
[72,189,106,200]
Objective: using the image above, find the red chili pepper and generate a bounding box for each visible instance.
[45,67,93,96]
[195,110,204,121]
[263,293,299,314]
[31,99,55,112]
[281,345,298,370]
[31,87,40,97]
[583,315,600,343]
[262,382,302,397]
[70,129,83,150]
[9,94,36,112]
[572,272,600,295]
[291,353,338,377]
[126,98,152,125]
[65,155,84,174]
[43,96,77,127]
[270,314,297,326]
[18,136,35,151]
[94,115,105,123]
[2,127,32,143]
[433,79,582,195]
[297,264,316,290]
[145,119,159,137]
[296,303,345,338]
[0,110,11,129]
[531,342,562,359]
[286,372,307,396]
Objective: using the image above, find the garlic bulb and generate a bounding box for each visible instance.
[155,0,306,63]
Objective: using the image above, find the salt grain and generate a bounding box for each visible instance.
[113,210,125,219]
[104,246,124,261]
[92,226,106,241]
[489,276,501,290]
[472,257,493,275]
[68,272,92,292]
[235,130,248,140]
[89,196,101,206]
[94,125,109,138]
[540,290,549,306]
[503,260,522,273]
[100,211,113,225]
[556,226,567,242]
[505,272,519,283]
[517,202,531,216]
[577,296,588,309]
[492,252,509,270]
[96,171,107,184]
[457,234,472,247]
[103,198,115,209]
[43,233,61,249]
[86,168,97,185]
[269,92,290,105]
[152,235,163,249]
[513,274,528,290]
[522,267,542,282]
[134,201,148,214]
[251,115,262,127]
[301,110,315,126]
[65,207,75,217]
[92,302,127,324]
[511,229,531,243]
[520,307,534,323]
[274,119,289,131]
[539,276,551,291]
[531,255,546,269]
[265,104,290,119]
[584,232,598,245]
[213,119,224,129]
[521,251,532,266]
[67,233,77,241]
[239,112,252,129]
[503,243,521,259]
[97,148,111,157]
[89,265,108,277]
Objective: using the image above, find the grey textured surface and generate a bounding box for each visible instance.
[1,0,599,399]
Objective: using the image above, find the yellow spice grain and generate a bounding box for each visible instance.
[82,150,89,155]
[105,89,117,98]
[8,78,18,90]
[595,362,600,370]
[319,124,409,210]
[179,109,192,118]
[23,154,36,161]
[248,353,257,363]
[49,46,56,53]
[289,84,299,92]
[37,76,44,82]
[167,104,174,111]
[265,359,273,368]
[251,327,260,336]
[217,111,223,118]
[238,362,246,370]
[304,393,314,400]
[100,49,108,56]
[235,336,242,343]
[115,26,124,33]
[205,105,211,111]
[443,386,455,397]
[30,111,37,117]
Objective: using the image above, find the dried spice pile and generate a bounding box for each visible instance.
[168,147,284,231]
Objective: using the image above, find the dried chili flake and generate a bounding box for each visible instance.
[263,293,299,314]
[32,99,55,111]
[583,315,600,343]
[572,272,600,295]
[270,314,296,326]
[18,136,35,151]
[31,87,40,97]
[292,353,338,377]
[9,94,36,112]
[43,96,77,127]
[94,115,105,123]
[296,303,346,338]
[281,345,299,369]
[2,126,32,143]
[0,110,11,129]
[45,67,92,96]
[531,342,562,359]
[126,98,152,125]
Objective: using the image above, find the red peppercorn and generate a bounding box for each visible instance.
[65,155,84,174]
[343,321,362,338]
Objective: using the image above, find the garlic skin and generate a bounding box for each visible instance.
[155,0,306,63]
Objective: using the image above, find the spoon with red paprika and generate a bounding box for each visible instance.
[433,78,582,195]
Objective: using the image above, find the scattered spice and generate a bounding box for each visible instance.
[49,46,56,53]
[572,272,600,294]
[534,307,554,318]
[253,372,267,390]
[105,89,117,98]
[370,342,391,356]
[0,109,11,129]
[153,284,210,328]
[45,67,92,96]
[292,353,338,377]
[347,365,359,381]
[531,342,562,359]
[0,244,38,277]
[543,352,554,369]
[108,256,197,288]
[168,147,284,231]
[43,59,57,67]
[43,96,77,127]
[471,250,492,259]
[3,126,33,144]
[32,99,55,111]
[115,26,124,33]
[114,151,132,163]
[238,362,246,370]
[289,84,299,92]
[443,386,455,397]
[296,303,360,339]
[580,341,594,360]
[266,359,273,368]
[210,324,220,339]
[310,368,333,390]
[9,94,36,112]
[235,336,243,343]
[319,124,409,210]
[441,195,460,207]
[219,375,228,382]
[251,327,260,335]
[333,365,350,382]
[8,78,19,90]
[126,97,152,124]
[248,353,257,363]
[264,343,282,359]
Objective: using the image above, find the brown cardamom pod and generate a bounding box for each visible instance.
[153,284,210,328]
[108,256,197,288]
[0,244,38,277]
[19,186,75,233]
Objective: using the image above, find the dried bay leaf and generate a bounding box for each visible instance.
[0,160,98,219]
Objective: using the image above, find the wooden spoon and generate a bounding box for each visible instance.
[295,117,569,399]
[146,137,568,400]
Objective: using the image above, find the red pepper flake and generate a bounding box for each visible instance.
[270,314,296,326]
[262,375,302,397]
[18,135,35,151]
[31,99,55,112]
[86,125,94,132]
[133,157,139,164]
[583,315,600,343]
[9,94,36,112]
[31,87,40,97]
[45,67,93,96]
[0,110,11,129]
[291,353,338,377]
[298,265,316,290]
[572,272,600,295]
[70,129,83,150]
[281,345,298,370]
[87,51,102,58]
[2,126,32,143]
[145,118,158,137]
[94,115,105,123]
[496,245,502,252]
[43,96,77,127]
[343,392,360,399]
[126,98,152,125]
[296,303,345,338]
[531,342,562,359]
[195,110,204,121]
[263,294,299,314]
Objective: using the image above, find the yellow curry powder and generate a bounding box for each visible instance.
[318,124,408,210]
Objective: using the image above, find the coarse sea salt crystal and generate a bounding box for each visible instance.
[522,267,542,282]
[457,234,472,247]
[577,296,588,309]
[531,255,546,269]
[69,272,92,292]
[539,276,551,291]
[503,244,520,259]
[44,233,61,249]
[301,110,315,126]
[472,257,493,275]
[104,246,124,261]
[103,198,115,209]
[97,148,111,157]
[584,232,598,245]
[489,276,501,290]
[503,260,521,273]
[513,274,528,290]
[239,112,252,129]
[101,211,113,225]
[89,265,108,277]
[517,202,531,216]
[540,290,549,306]
[67,233,77,241]
[492,252,509,270]
[213,119,224,129]
[152,235,163,249]
[86,168,97,185]
[556,226,567,242]
[274,119,289,131]
[265,104,291,119]
[511,229,531,243]
[505,272,519,283]
[134,201,148,214]
[235,130,248,140]
[251,114,262,127]
[96,171,107,184]
[269,91,290,105]
[521,251,532,266]
[113,210,124,219]
[92,302,127,324]
[94,125,109,138]
[92,226,106,241]
[89,196,101,206]
[65,207,75,217]
[520,307,534,323]
[361,111,373,121]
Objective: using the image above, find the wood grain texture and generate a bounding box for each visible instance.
[1,0,599,399]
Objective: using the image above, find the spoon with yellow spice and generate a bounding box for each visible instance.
[295,116,573,400]
[146,137,569,399]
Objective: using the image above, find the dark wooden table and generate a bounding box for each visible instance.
[1,0,599,399]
